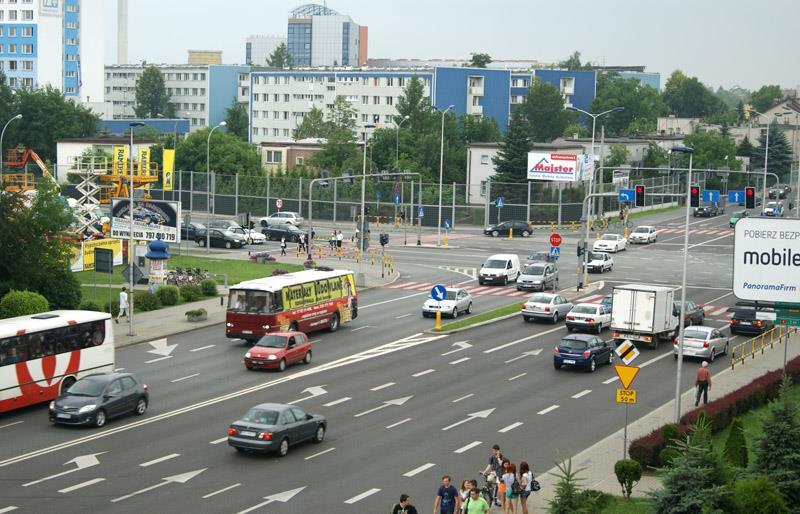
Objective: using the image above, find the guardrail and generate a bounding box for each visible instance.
[731,325,797,370]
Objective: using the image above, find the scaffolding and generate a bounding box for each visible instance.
[96,158,159,202]
[69,155,108,239]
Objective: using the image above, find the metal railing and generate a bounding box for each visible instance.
[730,325,797,370]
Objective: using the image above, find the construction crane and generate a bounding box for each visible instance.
[0,146,57,192]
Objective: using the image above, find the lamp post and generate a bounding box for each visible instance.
[127,121,146,337]
[437,105,454,247]
[205,121,226,253]
[393,115,410,170]
[750,109,771,210]
[357,125,376,287]
[671,145,694,423]
[0,114,22,174]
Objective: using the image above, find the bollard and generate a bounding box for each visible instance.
[624,227,631,238]
[508,227,513,239]
[445,232,449,247]
[370,250,376,265]
[435,310,441,331]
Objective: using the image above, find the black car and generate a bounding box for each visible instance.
[674,300,705,326]
[195,228,246,248]
[484,220,532,238]
[181,222,205,240]
[729,307,773,335]
[228,402,326,456]
[553,334,613,372]
[262,224,305,242]
[768,189,786,200]
[49,373,149,427]
[693,203,720,217]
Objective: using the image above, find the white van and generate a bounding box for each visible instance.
[478,254,521,285]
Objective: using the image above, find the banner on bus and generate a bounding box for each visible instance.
[70,238,123,272]
[110,198,181,243]
[527,153,581,182]
[282,275,354,311]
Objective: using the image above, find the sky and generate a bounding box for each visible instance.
[114,0,799,91]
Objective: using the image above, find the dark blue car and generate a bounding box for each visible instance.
[553,334,613,372]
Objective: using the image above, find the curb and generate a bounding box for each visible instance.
[425,310,521,335]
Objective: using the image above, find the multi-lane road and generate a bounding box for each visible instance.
[0,207,746,513]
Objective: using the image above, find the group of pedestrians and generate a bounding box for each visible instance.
[329,230,344,251]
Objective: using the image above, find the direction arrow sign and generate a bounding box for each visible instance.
[394,194,400,205]
[353,396,413,418]
[236,486,307,514]
[444,219,450,230]
[618,189,635,202]
[614,340,639,365]
[614,365,640,390]
[504,349,543,363]
[418,207,424,218]
[147,338,177,357]
[728,190,744,204]
[289,385,328,404]
[441,408,495,431]
[431,284,447,302]
[23,452,106,487]
[702,189,720,203]
[441,341,472,356]
[111,468,207,503]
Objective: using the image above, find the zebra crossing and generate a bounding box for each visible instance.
[386,281,532,298]
[655,227,732,236]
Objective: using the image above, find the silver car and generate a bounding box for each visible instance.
[522,293,573,324]
[673,326,729,362]
[422,288,473,319]
[517,262,559,291]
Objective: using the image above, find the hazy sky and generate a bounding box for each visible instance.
[117,0,798,91]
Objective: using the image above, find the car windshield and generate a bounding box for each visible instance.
[484,259,507,268]
[522,265,545,275]
[68,377,107,396]
[241,408,280,425]
[528,294,552,303]
[560,338,588,350]
[632,227,648,233]
[767,203,779,209]
[588,252,605,261]
[684,329,709,339]
[255,335,287,348]
[600,235,617,241]
[571,305,598,314]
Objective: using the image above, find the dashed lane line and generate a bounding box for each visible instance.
[498,422,523,433]
[209,437,227,445]
[58,478,106,494]
[450,357,471,365]
[323,397,351,407]
[403,463,436,477]
[202,483,241,499]
[508,373,527,381]
[412,369,436,377]
[452,393,474,403]
[571,390,592,399]
[139,453,180,467]
[454,441,483,454]
[386,418,412,429]
[537,405,560,415]
[344,488,382,504]
[190,345,216,352]
[304,447,336,460]
[370,382,395,391]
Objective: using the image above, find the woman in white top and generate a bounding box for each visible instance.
[502,462,519,514]
[518,461,533,514]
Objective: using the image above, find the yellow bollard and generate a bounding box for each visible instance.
[370,250,376,265]
[445,232,449,247]
[509,227,513,239]
[624,227,631,239]
[435,310,441,331]
[595,231,600,240]
[549,221,555,231]
[375,216,380,227]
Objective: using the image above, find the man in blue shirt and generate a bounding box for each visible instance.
[433,474,460,514]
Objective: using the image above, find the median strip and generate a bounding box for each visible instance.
[431,301,524,333]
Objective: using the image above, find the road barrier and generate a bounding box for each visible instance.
[730,325,797,370]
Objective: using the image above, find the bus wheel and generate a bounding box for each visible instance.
[60,376,76,394]
[329,313,340,332]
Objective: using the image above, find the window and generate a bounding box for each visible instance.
[361,114,368,122]
[252,127,258,136]
[66,2,76,11]
[65,21,76,29]
[480,154,490,165]
[21,44,32,54]
[273,111,279,119]
[24,61,34,71]
[384,115,392,124]
[283,111,289,120]
[0,28,3,37]
[362,95,368,104]
[183,88,189,95]
[66,54,76,61]
[192,73,198,80]
[386,96,393,106]
[21,10,33,20]
[373,96,380,105]
[296,156,304,165]
[386,77,393,86]
[273,128,279,136]
[326,85,335,91]
[283,94,289,102]
[198,119,205,126]
[8,44,16,54]
[200,73,206,80]
[65,85,75,93]
[283,129,289,137]
[8,10,17,21]
[7,27,14,36]
[183,103,190,110]
[199,103,205,112]
[398,77,405,87]
[191,103,197,110]
[199,88,205,95]
[0,45,3,53]
[192,88,198,95]
[273,93,279,101]
[265,150,282,163]
[253,110,259,118]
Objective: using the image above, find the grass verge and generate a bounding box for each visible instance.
[598,495,654,513]
[437,301,524,332]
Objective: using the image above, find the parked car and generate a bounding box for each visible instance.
[729,210,749,228]
[244,332,312,371]
[517,262,558,291]
[525,250,557,264]
[694,203,721,217]
[729,306,773,335]
[593,234,627,253]
[673,326,729,362]
[422,287,473,318]
[180,222,205,240]
[209,219,244,231]
[478,254,521,285]
[227,403,326,456]
[566,303,612,334]
[483,220,532,238]
[227,226,267,245]
[49,372,149,427]
[195,228,246,249]
[674,300,705,326]
[259,212,304,227]
[521,293,573,324]
[762,201,784,217]
[262,224,305,242]
[553,334,613,372]
[585,252,613,273]
[628,226,657,244]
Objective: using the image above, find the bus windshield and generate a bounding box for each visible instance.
[228,290,274,313]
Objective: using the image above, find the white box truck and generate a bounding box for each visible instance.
[611,284,679,349]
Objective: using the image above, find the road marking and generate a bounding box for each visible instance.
[577,294,604,303]
[395,313,413,319]
[412,369,436,377]
[170,373,200,383]
[0,507,18,513]
[454,441,483,454]
[403,463,436,477]
[0,421,23,430]
[202,483,241,499]
[504,349,543,363]
[711,307,730,316]
[114,368,125,372]
[370,382,395,391]
[498,422,523,433]
[484,325,564,354]
[386,418,412,429]
[452,393,474,403]
[603,376,620,384]
[139,453,180,467]
[688,233,732,249]
[144,356,172,364]
[304,447,336,460]
[572,389,592,399]
[537,405,559,415]
[449,356,471,365]
[209,437,228,445]
[508,373,526,381]
[351,326,371,332]
[58,478,105,493]
[344,488,382,504]
[322,397,351,407]
[190,345,216,352]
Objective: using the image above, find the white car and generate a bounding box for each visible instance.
[566,303,612,334]
[593,234,627,253]
[585,252,613,273]
[259,212,304,227]
[244,229,267,245]
[422,288,473,319]
[628,226,657,244]
[521,293,573,324]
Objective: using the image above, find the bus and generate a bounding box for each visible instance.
[0,310,115,413]
[226,269,357,342]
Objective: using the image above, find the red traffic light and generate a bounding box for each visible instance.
[691,186,699,195]
[746,188,754,196]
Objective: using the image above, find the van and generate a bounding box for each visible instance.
[478,254,520,285]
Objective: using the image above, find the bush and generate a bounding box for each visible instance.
[629,428,667,469]
[103,300,120,317]
[35,268,81,309]
[199,279,217,297]
[271,269,289,276]
[133,291,161,312]
[732,475,790,514]
[0,290,49,319]
[78,299,102,312]
[659,447,680,467]
[185,307,207,317]
[723,418,748,468]
[614,459,642,499]
[660,423,681,443]
[156,285,180,306]
[179,284,203,302]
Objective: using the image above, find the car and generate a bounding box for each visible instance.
[244,332,312,371]
[585,251,613,273]
[483,220,533,238]
[422,287,473,318]
[762,201,784,217]
[262,224,305,243]
[593,234,627,253]
[517,262,558,291]
[478,254,521,285]
[227,403,326,456]
[694,203,721,217]
[195,228,246,249]
[180,222,205,240]
[49,372,149,427]
[209,219,244,231]
[553,334,613,372]
[132,207,167,225]
[566,303,612,334]
[674,300,705,326]
[259,212,304,227]
[729,306,773,335]
[521,293,573,324]
[525,251,557,264]
[673,326,729,362]
[225,225,267,245]
[768,184,790,199]
[729,210,749,228]
[628,226,657,244]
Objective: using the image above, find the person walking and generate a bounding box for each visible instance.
[458,479,471,508]
[433,475,460,514]
[280,236,287,256]
[695,361,712,406]
[391,493,419,514]
[330,231,337,251]
[115,286,129,324]
[336,230,343,249]
[518,461,533,514]
[481,444,504,507]
[502,462,519,514]
[463,488,490,514]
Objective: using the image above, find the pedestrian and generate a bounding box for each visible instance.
[695,360,711,406]
[480,444,504,507]
[502,462,519,514]
[330,231,337,250]
[115,286,129,324]
[433,474,460,514]
[280,236,287,256]
[311,228,316,241]
[298,233,306,252]
[463,487,490,514]
[336,230,343,248]
[497,459,510,510]
[518,461,533,514]
[391,493,419,514]
[459,479,471,507]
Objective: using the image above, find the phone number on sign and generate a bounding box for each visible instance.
[111,230,178,242]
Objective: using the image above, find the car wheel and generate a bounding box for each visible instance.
[94,409,107,428]
[329,312,340,332]
[278,359,287,372]
[523,316,530,322]
[503,276,508,286]
[225,241,232,249]
[303,351,312,364]
[60,376,76,394]
[552,312,558,324]
[492,230,499,237]
[566,326,573,332]
[522,230,530,237]
[313,425,325,443]
[478,279,484,285]
[452,307,458,319]
[466,302,472,314]
[554,362,562,370]
[709,349,716,363]
[588,358,597,373]
[596,324,603,335]
[277,438,289,457]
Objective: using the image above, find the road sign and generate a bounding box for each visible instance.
[702,189,720,203]
[444,219,450,230]
[94,248,114,274]
[550,233,562,247]
[618,189,635,202]
[549,246,561,259]
[276,198,283,209]
[614,340,640,365]
[122,264,145,284]
[616,389,637,404]
[496,197,504,208]
[394,194,400,205]
[614,364,640,389]
[728,190,744,204]
[418,207,424,218]
[431,284,447,302]
[733,218,800,302]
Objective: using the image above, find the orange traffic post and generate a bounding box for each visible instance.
[435,310,441,331]
[508,227,513,239]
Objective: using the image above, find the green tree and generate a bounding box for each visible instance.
[559,51,591,70]
[327,95,357,132]
[605,144,629,167]
[562,123,590,138]
[737,136,755,157]
[663,70,724,118]
[492,109,531,183]
[266,43,292,68]
[309,97,361,172]
[732,476,790,514]
[520,78,571,142]
[751,122,793,178]
[469,53,492,68]
[736,100,745,123]
[133,66,173,118]
[395,76,434,133]
[549,456,605,514]
[174,128,261,175]
[591,73,667,135]
[749,85,783,113]
[459,113,499,145]
[643,141,669,169]
[224,100,249,141]
[683,131,741,170]
[0,290,49,319]
[723,417,748,468]
[295,106,329,140]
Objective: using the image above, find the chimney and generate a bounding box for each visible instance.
[117,0,128,64]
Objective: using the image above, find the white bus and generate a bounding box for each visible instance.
[0,310,115,413]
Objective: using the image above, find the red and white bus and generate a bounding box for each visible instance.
[0,310,115,413]
[226,269,357,342]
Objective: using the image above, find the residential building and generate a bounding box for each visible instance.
[259,138,327,171]
[287,4,365,67]
[245,35,286,66]
[657,116,702,136]
[188,50,222,65]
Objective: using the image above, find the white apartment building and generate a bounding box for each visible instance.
[245,35,286,66]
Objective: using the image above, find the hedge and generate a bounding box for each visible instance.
[629,354,800,468]
[156,285,180,306]
[179,284,203,302]
[133,291,162,312]
[0,290,50,319]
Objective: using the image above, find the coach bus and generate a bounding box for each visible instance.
[0,310,115,413]
[226,269,357,342]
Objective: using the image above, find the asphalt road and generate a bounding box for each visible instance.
[0,205,752,513]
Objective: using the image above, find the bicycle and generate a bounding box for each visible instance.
[476,472,497,506]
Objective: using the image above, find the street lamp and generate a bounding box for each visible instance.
[357,124,376,287]
[437,105,454,247]
[671,145,694,424]
[0,114,22,174]
[393,115,410,170]
[205,121,226,253]
[750,109,771,210]
[127,121,146,337]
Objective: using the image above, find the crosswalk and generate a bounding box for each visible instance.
[656,227,732,236]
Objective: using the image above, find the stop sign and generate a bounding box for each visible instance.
[550,233,562,247]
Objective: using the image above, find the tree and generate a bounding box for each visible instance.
[469,53,492,68]
[591,73,667,135]
[736,100,745,123]
[520,78,571,142]
[133,66,173,118]
[605,144,629,168]
[683,131,741,171]
[224,100,249,141]
[662,70,725,118]
[643,141,669,169]
[559,51,591,70]
[751,122,793,178]
[732,476,790,514]
[459,113,499,145]
[310,97,360,172]
[326,96,357,133]
[737,136,754,157]
[749,85,783,113]
[395,76,433,132]
[549,456,605,514]
[723,418,748,468]
[295,106,329,140]
[267,43,292,68]
[563,123,590,138]
[614,459,642,500]
[492,109,531,183]
[174,128,261,175]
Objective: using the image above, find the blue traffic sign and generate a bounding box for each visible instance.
[496,197,505,208]
[418,207,424,218]
[394,194,400,205]
[444,219,450,230]
[702,189,720,203]
[728,190,744,204]
[549,246,561,260]
[431,284,447,302]
[618,189,635,202]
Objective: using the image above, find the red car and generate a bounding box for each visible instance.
[243,332,312,371]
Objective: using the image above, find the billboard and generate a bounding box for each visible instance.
[70,238,123,272]
[527,153,580,182]
[113,145,128,175]
[612,166,631,185]
[110,198,181,243]
[733,217,800,302]
[162,149,175,191]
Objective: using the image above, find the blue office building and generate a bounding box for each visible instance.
[433,67,512,131]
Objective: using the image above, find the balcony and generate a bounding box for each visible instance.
[469,86,484,96]
[469,104,483,116]
[560,86,574,96]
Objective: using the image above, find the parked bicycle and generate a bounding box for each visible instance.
[165,267,209,286]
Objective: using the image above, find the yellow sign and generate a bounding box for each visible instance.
[282,276,346,310]
[70,238,123,272]
[162,149,175,191]
[113,145,128,175]
[616,388,637,404]
[137,147,150,176]
[614,364,640,389]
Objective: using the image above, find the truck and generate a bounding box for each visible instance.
[610,284,679,349]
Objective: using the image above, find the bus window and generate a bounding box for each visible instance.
[271,292,282,312]
[228,290,270,313]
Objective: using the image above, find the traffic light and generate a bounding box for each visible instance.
[690,186,700,207]
[745,186,755,209]
[380,233,389,246]
[577,241,586,257]
[634,184,645,207]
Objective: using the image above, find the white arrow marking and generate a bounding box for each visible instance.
[235,486,307,514]
[441,408,495,431]
[146,338,177,357]
[289,385,328,404]
[0,507,18,513]
[110,468,206,503]
[504,349,543,363]
[23,452,106,487]
[354,396,413,418]
[441,341,472,356]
